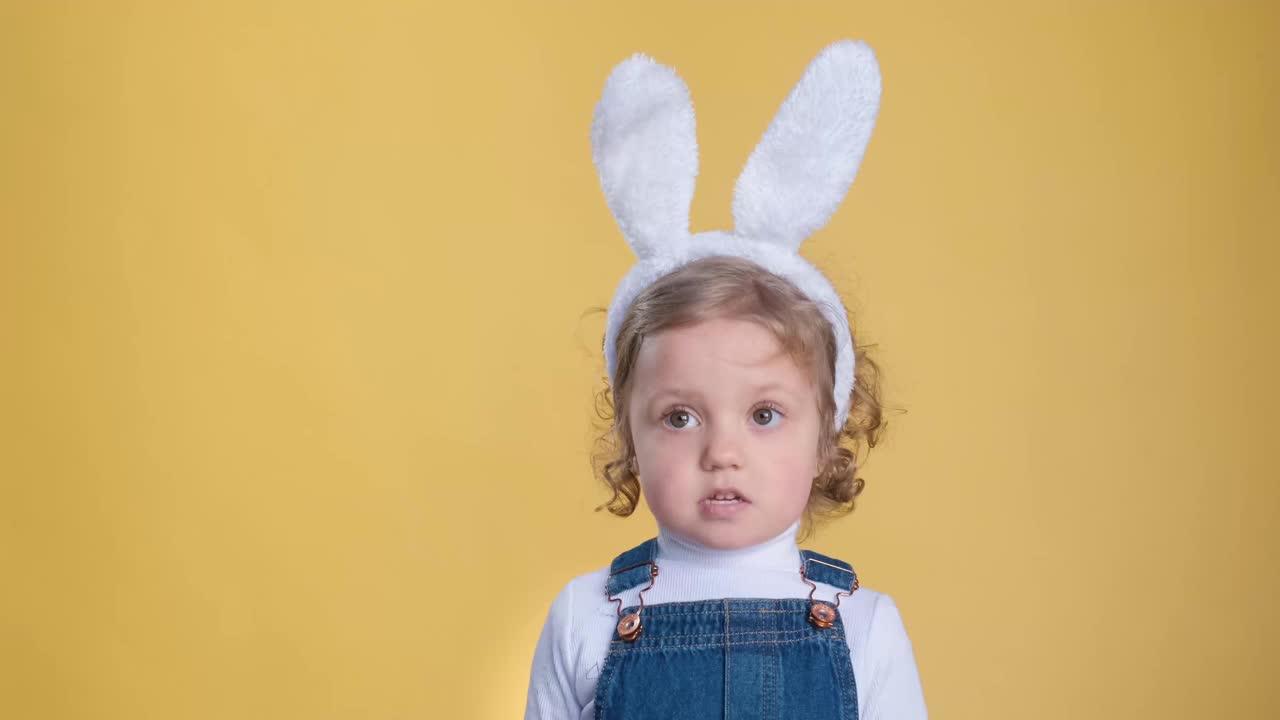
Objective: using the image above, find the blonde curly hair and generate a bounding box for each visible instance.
[591,256,889,536]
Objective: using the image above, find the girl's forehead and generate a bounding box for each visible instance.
[643,318,783,361]
[634,318,816,388]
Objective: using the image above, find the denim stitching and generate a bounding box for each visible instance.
[618,609,806,617]
[724,598,732,720]
[762,612,778,720]
[614,604,803,617]
[611,625,829,635]
[838,634,859,719]
[608,633,848,650]
[608,636,848,654]
[593,643,618,720]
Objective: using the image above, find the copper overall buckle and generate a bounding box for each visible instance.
[607,561,659,642]
[800,558,860,630]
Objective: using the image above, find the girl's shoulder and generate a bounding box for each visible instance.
[834,585,919,665]
[552,565,612,611]
[531,565,621,675]
[539,564,618,631]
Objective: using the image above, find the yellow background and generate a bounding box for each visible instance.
[3,1,1277,718]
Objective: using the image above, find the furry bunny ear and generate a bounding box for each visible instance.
[732,40,881,251]
[591,54,699,260]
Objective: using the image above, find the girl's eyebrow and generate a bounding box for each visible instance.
[646,383,797,403]
[749,382,795,396]
[647,388,703,404]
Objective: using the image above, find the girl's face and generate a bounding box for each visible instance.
[626,316,822,550]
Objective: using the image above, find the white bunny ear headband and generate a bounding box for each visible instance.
[593,40,882,432]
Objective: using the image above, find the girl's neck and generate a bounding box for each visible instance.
[656,521,802,570]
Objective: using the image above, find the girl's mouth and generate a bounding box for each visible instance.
[699,490,750,518]
[703,492,747,505]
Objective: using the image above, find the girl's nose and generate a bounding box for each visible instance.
[700,421,743,471]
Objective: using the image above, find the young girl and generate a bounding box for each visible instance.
[525,40,927,719]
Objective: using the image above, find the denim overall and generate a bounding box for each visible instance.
[594,538,860,720]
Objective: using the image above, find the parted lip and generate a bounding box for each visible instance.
[701,487,750,502]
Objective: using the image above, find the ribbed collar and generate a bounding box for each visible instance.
[655,521,802,571]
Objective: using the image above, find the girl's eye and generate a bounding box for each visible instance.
[752,406,783,427]
[665,410,700,430]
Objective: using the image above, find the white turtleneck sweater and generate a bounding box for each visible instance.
[524,522,928,719]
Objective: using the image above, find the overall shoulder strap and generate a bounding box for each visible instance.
[605,538,660,597]
[800,549,860,592]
